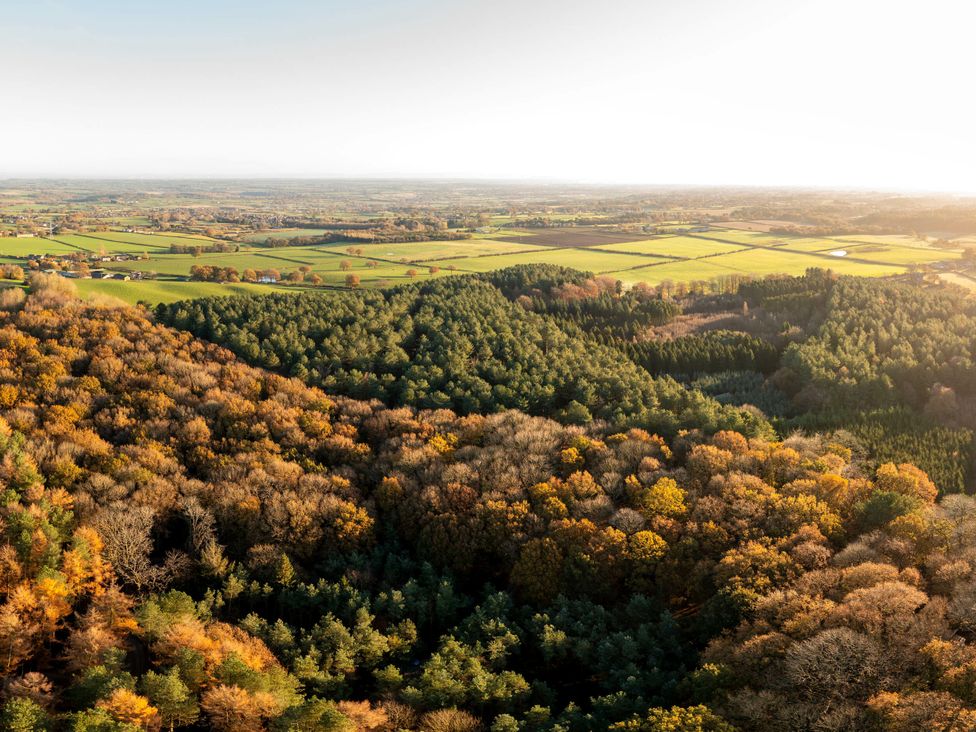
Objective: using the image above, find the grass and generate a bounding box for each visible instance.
[313,238,543,262]
[769,237,845,252]
[597,236,747,258]
[440,248,655,274]
[611,259,747,285]
[2,224,965,301]
[75,279,300,305]
[697,229,781,243]
[831,245,960,265]
[129,252,307,277]
[470,228,538,239]
[0,238,79,257]
[701,249,906,278]
[244,229,338,242]
[49,234,163,254]
[836,234,938,248]
[95,231,219,247]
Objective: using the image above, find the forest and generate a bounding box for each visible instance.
[0,267,975,731]
[155,268,769,438]
[158,265,976,493]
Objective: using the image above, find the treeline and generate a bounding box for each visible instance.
[6,284,976,730]
[527,291,681,341]
[858,205,976,234]
[625,330,779,377]
[739,267,833,327]
[170,241,240,254]
[188,265,325,285]
[259,230,472,249]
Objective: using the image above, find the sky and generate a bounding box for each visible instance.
[2,0,974,190]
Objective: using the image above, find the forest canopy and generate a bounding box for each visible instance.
[2,268,976,730]
[156,268,771,438]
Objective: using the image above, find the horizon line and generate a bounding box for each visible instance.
[1,176,975,198]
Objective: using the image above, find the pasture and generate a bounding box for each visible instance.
[694,229,781,244]
[0,237,80,257]
[74,279,300,305]
[1,224,966,304]
[49,234,167,254]
[492,228,654,248]
[244,228,338,242]
[313,238,541,262]
[598,237,747,258]
[834,245,959,265]
[440,248,656,273]
[610,259,745,285]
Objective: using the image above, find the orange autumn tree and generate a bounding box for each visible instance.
[0,418,110,674]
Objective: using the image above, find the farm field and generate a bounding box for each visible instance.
[95,231,220,247]
[74,279,301,304]
[128,252,301,277]
[694,229,784,244]
[0,237,80,257]
[244,228,338,242]
[835,234,938,248]
[940,272,976,290]
[835,244,960,265]
[609,258,746,285]
[471,228,538,239]
[438,247,655,273]
[492,228,652,248]
[313,238,543,261]
[1,224,966,303]
[766,237,847,252]
[49,234,168,253]
[597,236,747,258]
[697,248,906,278]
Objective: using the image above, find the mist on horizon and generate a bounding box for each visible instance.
[2,0,974,192]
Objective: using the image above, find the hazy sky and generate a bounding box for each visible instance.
[2,0,973,189]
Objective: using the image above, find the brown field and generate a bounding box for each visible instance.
[712,220,801,232]
[711,221,773,232]
[493,227,657,248]
[940,272,976,291]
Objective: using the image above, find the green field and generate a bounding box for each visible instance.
[470,228,538,240]
[698,248,905,278]
[765,237,843,252]
[597,236,747,258]
[440,248,656,273]
[833,245,959,265]
[0,237,81,257]
[244,229,337,242]
[95,231,219,247]
[2,224,966,304]
[836,234,938,248]
[697,229,781,243]
[74,279,300,304]
[49,234,165,254]
[611,259,746,285]
[313,238,542,261]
